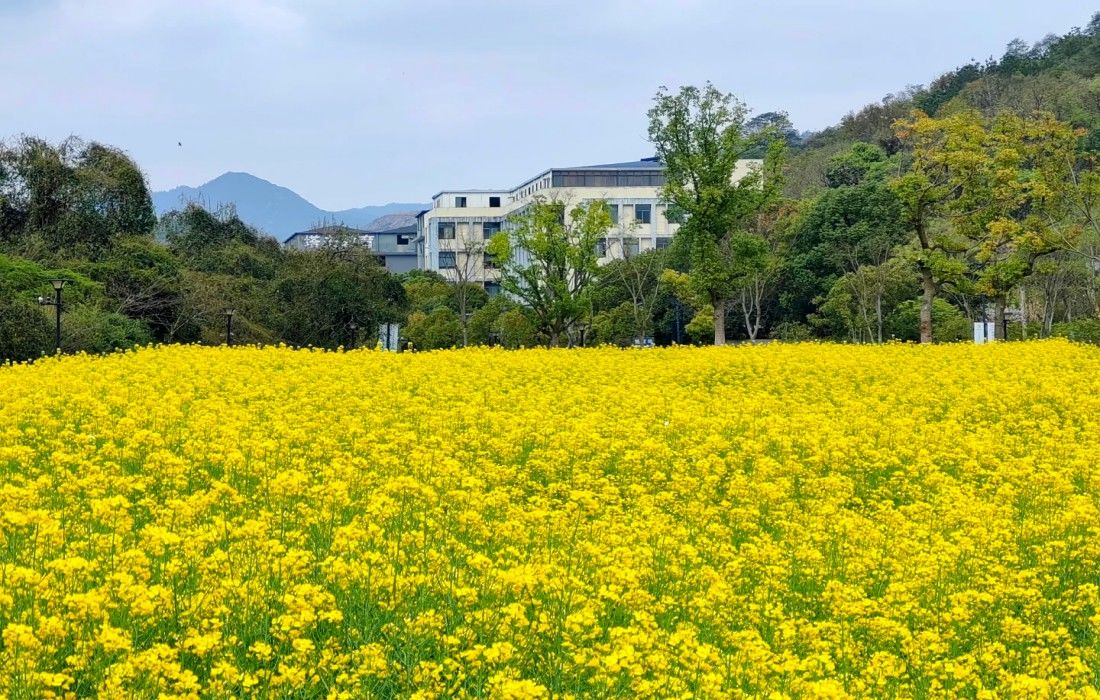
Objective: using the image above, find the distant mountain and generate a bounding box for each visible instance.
[152,172,428,240]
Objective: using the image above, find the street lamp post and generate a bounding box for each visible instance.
[224,309,235,346]
[348,321,358,350]
[37,279,68,354]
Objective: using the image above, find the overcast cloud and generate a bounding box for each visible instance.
[0,1,1092,208]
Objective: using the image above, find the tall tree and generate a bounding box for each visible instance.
[735,189,792,341]
[891,112,966,343]
[0,136,154,259]
[598,247,666,346]
[944,111,1079,337]
[487,197,611,346]
[647,83,784,344]
[446,231,490,347]
[895,110,1079,341]
[275,233,407,349]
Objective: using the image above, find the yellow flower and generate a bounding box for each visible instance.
[0,341,1098,697]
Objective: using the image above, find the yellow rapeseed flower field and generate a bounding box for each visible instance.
[1,341,1100,699]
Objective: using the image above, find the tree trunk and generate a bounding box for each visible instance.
[713,301,726,346]
[994,296,1006,340]
[742,297,757,342]
[876,291,883,344]
[920,267,935,344]
[1019,287,1027,340]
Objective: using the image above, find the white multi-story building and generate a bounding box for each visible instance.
[415,157,760,293]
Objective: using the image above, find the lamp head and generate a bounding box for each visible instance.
[50,279,68,291]
[225,309,236,318]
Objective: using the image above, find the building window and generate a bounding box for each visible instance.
[485,281,501,297]
[455,196,467,208]
[483,221,502,239]
[623,237,640,257]
[606,203,619,224]
[596,238,607,257]
[656,236,672,250]
[483,252,498,269]
[635,204,652,224]
[489,196,501,208]
[551,170,667,188]
[397,235,411,245]
[439,222,456,240]
[439,251,456,269]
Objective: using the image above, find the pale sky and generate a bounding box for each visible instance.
[1,1,1093,209]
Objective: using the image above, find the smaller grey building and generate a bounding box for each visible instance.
[282,216,417,274]
[363,213,418,274]
[283,224,373,250]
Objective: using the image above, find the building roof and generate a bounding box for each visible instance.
[431,157,664,199]
[434,189,510,194]
[302,224,370,235]
[283,224,370,245]
[377,223,417,235]
[564,157,663,170]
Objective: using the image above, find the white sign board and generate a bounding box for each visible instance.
[378,322,400,351]
[973,322,996,344]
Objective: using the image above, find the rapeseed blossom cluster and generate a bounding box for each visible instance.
[1,341,1099,698]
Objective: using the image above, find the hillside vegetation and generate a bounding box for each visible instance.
[788,13,1100,196]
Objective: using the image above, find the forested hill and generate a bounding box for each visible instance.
[787,12,1100,196]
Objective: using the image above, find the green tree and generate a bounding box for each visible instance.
[404,307,463,350]
[0,253,102,306]
[647,83,784,344]
[824,142,892,188]
[494,307,538,349]
[89,236,184,341]
[60,305,152,354]
[592,302,638,347]
[487,197,611,346]
[161,203,283,343]
[0,299,52,361]
[467,295,533,346]
[733,185,791,341]
[886,298,969,342]
[402,269,453,312]
[891,112,968,343]
[163,203,282,278]
[781,143,910,336]
[0,136,154,259]
[275,240,407,349]
[942,111,1080,337]
[813,260,916,342]
[660,269,714,343]
[595,249,666,346]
